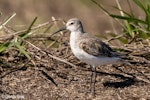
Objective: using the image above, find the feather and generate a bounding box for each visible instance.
[79,37,116,57]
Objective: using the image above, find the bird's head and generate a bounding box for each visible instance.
[52,18,84,35]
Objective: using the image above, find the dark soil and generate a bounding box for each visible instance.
[0,38,150,100]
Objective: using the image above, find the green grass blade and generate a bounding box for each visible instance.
[91,0,111,16]
[19,17,38,39]
[109,14,147,24]
[26,17,38,33]
[15,42,31,59]
[0,42,10,52]
[133,0,146,11]
[118,37,129,44]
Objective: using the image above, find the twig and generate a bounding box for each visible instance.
[24,39,78,68]
[106,34,124,43]
[113,65,150,84]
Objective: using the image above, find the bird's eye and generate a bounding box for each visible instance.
[70,22,74,25]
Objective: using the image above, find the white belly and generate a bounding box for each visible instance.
[70,43,121,66]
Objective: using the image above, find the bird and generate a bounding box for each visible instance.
[53,18,124,95]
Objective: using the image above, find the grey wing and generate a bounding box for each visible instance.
[79,38,115,57]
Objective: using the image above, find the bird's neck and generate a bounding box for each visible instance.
[70,31,81,39]
[69,26,85,47]
[70,31,83,47]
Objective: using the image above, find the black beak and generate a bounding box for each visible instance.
[52,27,66,35]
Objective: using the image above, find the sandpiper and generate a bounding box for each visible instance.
[53,18,123,94]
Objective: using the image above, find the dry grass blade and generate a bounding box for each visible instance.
[0,19,62,41]
[0,13,16,30]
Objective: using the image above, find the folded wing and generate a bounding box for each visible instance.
[79,38,116,57]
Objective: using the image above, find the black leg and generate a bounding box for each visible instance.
[90,65,93,92]
[89,65,96,96]
[92,65,96,95]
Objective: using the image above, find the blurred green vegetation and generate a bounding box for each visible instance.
[91,0,150,44]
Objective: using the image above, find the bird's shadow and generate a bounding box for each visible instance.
[96,71,135,88]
